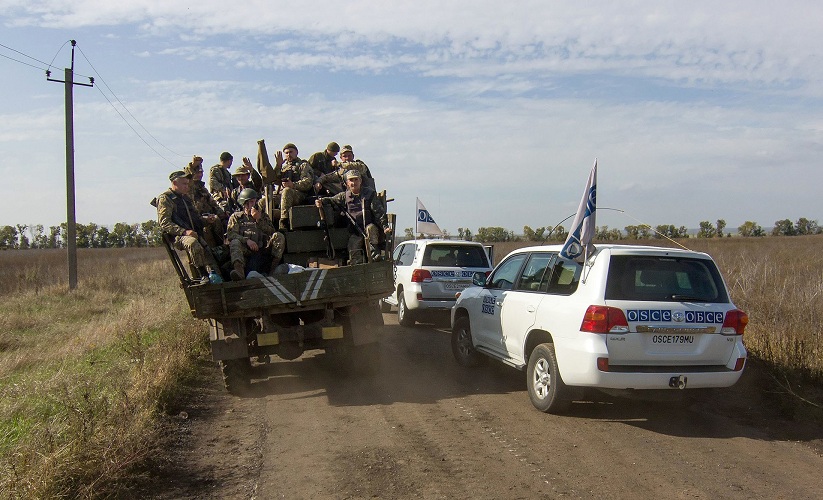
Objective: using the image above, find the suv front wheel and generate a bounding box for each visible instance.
[527,343,571,413]
[397,293,415,327]
[451,317,485,367]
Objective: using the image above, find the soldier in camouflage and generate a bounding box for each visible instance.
[157,170,220,280]
[226,188,286,280]
[186,156,227,248]
[314,144,374,195]
[267,143,314,231]
[307,142,340,179]
[209,151,239,210]
[315,170,391,264]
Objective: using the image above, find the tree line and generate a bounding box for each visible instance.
[0,221,163,250]
[1,216,819,250]
[403,217,821,243]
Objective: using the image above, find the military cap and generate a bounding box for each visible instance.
[169,170,191,181]
[219,151,233,161]
[232,164,252,176]
[191,155,203,163]
[327,142,340,153]
[184,163,202,176]
[282,143,298,152]
[340,144,353,154]
[344,169,361,180]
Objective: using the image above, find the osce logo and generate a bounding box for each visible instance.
[626,310,724,324]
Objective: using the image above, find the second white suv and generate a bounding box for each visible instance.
[383,239,493,326]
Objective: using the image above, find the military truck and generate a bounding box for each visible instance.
[162,141,395,394]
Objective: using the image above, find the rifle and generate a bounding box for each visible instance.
[257,139,275,220]
[316,203,336,259]
[342,208,373,263]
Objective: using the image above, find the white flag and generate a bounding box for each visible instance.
[415,198,443,236]
[560,159,597,261]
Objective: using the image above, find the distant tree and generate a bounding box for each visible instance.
[697,221,716,238]
[463,228,472,241]
[550,225,567,242]
[0,225,18,249]
[737,221,764,237]
[523,226,548,241]
[48,226,61,248]
[29,224,47,248]
[140,220,162,247]
[16,224,29,249]
[772,219,796,236]
[95,226,111,248]
[795,217,821,235]
[404,227,414,239]
[475,227,514,242]
[595,225,621,240]
[716,219,726,238]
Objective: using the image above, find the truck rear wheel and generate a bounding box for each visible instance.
[219,358,252,395]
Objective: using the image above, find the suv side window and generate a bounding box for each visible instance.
[541,257,582,295]
[394,244,417,266]
[488,254,528,290]
[515,253,554,292]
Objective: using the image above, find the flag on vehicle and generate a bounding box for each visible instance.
[415,198,443,236]
[560,159,597,262]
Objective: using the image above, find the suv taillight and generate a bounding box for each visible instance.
[580,305,629,334]
[411,269,433,283]
[721,309,748,335]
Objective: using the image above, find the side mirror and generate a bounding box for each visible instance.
[472,271,487,287]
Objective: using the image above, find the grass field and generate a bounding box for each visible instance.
[0,236,821,497]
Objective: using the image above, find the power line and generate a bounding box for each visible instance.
[0,41,51,67]
[76,44,184,159]
[0,51,47,71]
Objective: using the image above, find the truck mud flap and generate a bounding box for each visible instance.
[210,319,251,361]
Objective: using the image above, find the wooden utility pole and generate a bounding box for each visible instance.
[47,40,93,290]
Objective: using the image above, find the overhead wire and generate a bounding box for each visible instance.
[75,44,184,159]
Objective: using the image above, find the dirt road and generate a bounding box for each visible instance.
[144,314,823,499]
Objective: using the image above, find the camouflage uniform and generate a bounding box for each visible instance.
[209,163,238,210]
[273,158,313,228]
[156,188,218,270]
[187,178,227,248]
[318,185,388,264]
[307,150,337,177]
[316,160,372,195]
[226,211,286,275]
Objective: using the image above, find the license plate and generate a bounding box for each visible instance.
[444,282,469,290]
[651,334,696,344]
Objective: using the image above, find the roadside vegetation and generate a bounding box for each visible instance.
[0,248,206,498]
[0,236,821,497]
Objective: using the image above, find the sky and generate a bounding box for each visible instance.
[1,1,821,235]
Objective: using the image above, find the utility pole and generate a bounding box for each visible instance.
[47,40,93,290]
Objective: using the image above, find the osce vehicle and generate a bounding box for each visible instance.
[382,239,493,326]
[450,244,748,413]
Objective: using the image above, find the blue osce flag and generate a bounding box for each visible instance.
[560,159,597,261]
[415,198,443,236]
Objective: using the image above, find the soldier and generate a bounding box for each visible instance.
[186,156,228,249]
[268,143,314,231]
[315,170,391,265]
[157,170,221,281]
[314,144,373,195]
[225,163,257,213]
[226,188,286,281]
[307,142,340,178]
[209,151,238,210]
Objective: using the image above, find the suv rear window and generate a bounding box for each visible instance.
[422,245,489,267]
[605,255,729,303]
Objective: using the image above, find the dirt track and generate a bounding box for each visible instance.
[142,314,823,499]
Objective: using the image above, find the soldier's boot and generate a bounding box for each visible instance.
[230,261,246,281]
[279,218,289,231]
[370,248,383,262]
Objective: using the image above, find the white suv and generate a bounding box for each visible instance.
[451,244,748,413]
[383,239,493,326]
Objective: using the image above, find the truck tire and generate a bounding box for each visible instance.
[526,343,571,414]
[219,358,252,395]
[451,317,485,367]
[397,294,415,327]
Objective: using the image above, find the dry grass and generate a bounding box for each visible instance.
[491,235,823,381]
[0,248,206,499]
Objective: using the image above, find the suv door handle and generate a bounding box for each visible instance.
[527,305,535,313]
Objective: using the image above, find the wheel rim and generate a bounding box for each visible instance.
[457,327,473,357]
[532,358,551,399]
[398,297,406,321]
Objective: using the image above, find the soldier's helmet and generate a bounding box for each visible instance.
[237,188,260,206]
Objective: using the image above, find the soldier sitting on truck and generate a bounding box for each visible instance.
[226,188,286,280]
[186,157,228,249]
[315,170,391,265]
[156,170,222,282]
[313,144,373,195]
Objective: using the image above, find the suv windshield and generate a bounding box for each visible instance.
[605,255,729,303]
[422,245,488,267]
